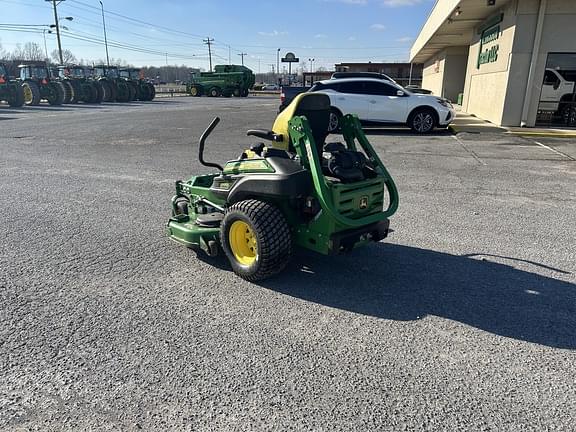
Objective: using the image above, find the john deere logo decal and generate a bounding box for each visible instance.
[359,196,369,209]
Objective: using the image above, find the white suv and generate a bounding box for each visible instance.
[309,78,455,134]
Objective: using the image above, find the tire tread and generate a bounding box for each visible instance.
[221,199,292,281]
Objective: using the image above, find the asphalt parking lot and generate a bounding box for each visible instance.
[1,97,575,431]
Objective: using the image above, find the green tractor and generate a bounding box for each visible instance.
[48,66,75,104]
[92,65,132,102]
[167,93,399,281]
[18,63,64,106]
[119,68,156,101]
[187,64,254,98]
[57,65,103,104]
[0,63,25,107]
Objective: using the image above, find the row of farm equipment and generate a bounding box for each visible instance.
[1,62,257,107]
[0,62,155,107]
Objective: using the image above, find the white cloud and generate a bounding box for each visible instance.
[257,30,288,37]
[348,36,357,41]
[382,0,424,6]
[396,36,413,42]
[370,24,386,31]
[315,34,328,39]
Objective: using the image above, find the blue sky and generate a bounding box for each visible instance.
[0,0,434,71]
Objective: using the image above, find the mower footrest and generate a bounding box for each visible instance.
[329,219,389,254]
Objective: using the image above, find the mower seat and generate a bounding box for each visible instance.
[269,93,331,152]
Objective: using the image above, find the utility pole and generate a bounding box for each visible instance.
[238,52,247,66]
[47,0,65,64]
[99,1,110,67]
[203,37,214,71]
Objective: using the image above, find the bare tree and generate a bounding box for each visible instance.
[12,42,45,61]
[51,49,77,65]
[0,41,7,60]
[90,57,131,67]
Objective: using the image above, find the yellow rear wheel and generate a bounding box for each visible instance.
[22,81,40,105]
[23,85,32,103]
[229,220,258,266]
[221,200,292,281]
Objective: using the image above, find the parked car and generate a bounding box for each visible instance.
[309,78,455,134]
[261,84,279,90]
[331,71,396,84]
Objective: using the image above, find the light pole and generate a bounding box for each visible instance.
[42,29,52,61]
[99,1,110,67]
[276,48,280,82]
[308,58,315,86]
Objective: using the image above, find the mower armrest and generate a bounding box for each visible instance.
[246,129,283,142]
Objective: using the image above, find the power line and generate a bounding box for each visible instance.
[60,3,205,46]
[68,0,208,40]
[0,0,52,9]
[0,23,51,27]
[237,52,247,66]
[0,27,44,34]
[47,12,205,49]
[0,26,203,63]
[64,1,254,61]
[61,33,198,61]
[1,25,204,65]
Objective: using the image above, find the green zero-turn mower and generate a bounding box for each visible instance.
[167,93,399,281]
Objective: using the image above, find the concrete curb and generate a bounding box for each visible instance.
[450,124,576,138]
[506,129,576,138]
[449,125,505,134]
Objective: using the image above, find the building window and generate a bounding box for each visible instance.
[537,53,576,127]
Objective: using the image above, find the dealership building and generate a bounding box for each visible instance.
[410,0,576,127]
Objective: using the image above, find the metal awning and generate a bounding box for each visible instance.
[410,0,511,63]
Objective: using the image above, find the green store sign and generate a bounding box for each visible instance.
[477,14,503,69]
